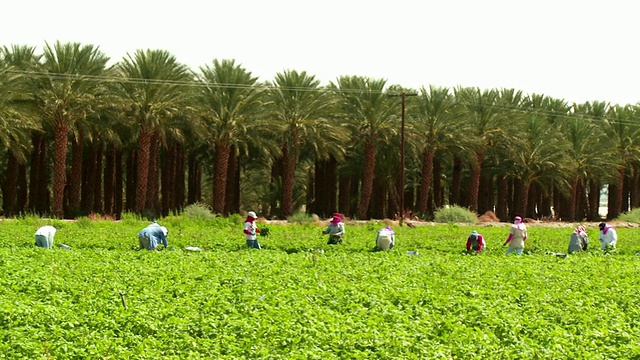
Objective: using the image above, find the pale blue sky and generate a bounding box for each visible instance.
[4,0,640,105]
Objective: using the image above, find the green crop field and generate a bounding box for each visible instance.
[1,216,639,359]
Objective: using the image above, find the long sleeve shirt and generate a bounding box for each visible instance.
[599,226,617,249]
[325,222,345,238]
[376,228,395,250]
[505,225,527,249]
[138,224,168,250]
[244,219,260,241]
[466,234,485,252]
[568,231,588,253]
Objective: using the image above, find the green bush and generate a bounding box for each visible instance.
[287,212,316,224]
[433,205,478,224]
[182,203,214,221]
[616,208,640,223]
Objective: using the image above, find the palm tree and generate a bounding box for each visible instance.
[35,41,109,218]
[557,102,610,220]
[452,87,504,213]
[411,85,463,214]
[508,94,570,217]
[267,70,338,216]
[0,46,42,216]
[330,76,396,220]
[196,59,263,215]
[115,49,192,214]
[604,104,640,218]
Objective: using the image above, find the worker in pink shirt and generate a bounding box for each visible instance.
[503,216,527,255]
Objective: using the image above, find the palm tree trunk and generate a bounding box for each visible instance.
[468,151,484,213]
[126,149,137,212]
[160,143,169,216]
[270,155,283,218]
[175,143,186,213]
[212,144,231,214]
[539,189,553,219]
[576,181,587,220]
[338,174,352,217]
[479,171,494,214]
[81,144,97,214]
[53,124,69,218]
[450,156,463,205]
[631,165,640,209]
[16,162,27,214]
[224,147,240,216]
[588,180,601,221]
[356,140,376,220]
[310,160,323,215]
[224,149,239,215]
[93,144,103,214]
[370,178,382,219]
[417,150,434,214]
[607,167,624,219]
[135,130,152,213]
[431,156,443,212]
[28,134,42,213]
[568,177,579,221]
[282,142,296,217]
[496,174,508,221]
[69,131,83,214]
[145,132,160,215]
[325,157,337,214]
[622,170,630,213]
[526,182,537,218]
[114,149,124,218]
[2,151,18,217]
[187,151,201,205]
[104,145,116,216]
[515,178,530,218]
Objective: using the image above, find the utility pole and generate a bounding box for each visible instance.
[389,92,417,226]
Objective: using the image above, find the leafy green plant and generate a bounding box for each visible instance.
[433,205,478,224]
[1,219,639,358]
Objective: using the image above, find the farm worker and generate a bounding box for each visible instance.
[323,213,345,245]
[138,222,168,250]
[598,222,617,250]
[568,225,589,254]
[376,226,395,250]
[244,211,262,249]
[466,230,485,253]
[503,216,527,255]
[34,225,56,249]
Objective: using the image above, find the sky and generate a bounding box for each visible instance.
[3,0,640,105]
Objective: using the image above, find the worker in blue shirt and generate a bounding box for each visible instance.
[138,222,168,250]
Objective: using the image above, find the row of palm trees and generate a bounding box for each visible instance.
[1,41,639,221]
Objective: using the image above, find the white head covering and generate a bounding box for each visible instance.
[160,226,168,237]
[248,211,257,219]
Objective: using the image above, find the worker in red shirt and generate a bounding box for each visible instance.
[466,230,485,253]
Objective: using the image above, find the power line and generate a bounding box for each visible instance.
[4,69,640,127]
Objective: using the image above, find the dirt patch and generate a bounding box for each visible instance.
[478,211,500,222]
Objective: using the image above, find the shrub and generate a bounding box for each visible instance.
[120,212,144,225]
[287,212,316,224]
[182,203,215,221]
[433,205,478,224]
[75,217,93,229]
[616,208,640,223]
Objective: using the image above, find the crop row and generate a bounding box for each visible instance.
[0,218,639,358]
